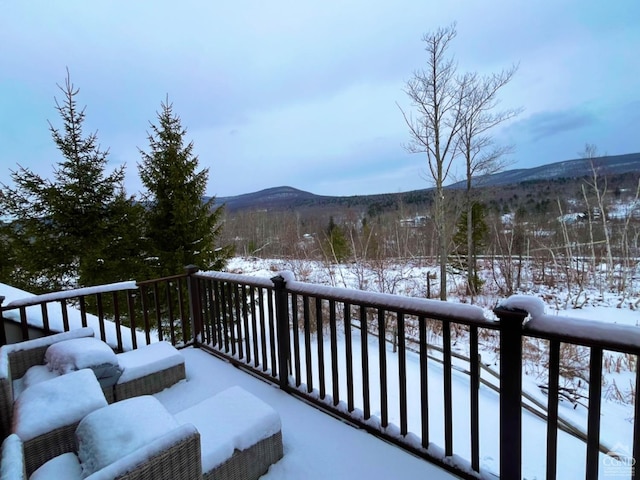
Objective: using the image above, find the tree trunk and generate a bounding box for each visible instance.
[437,187,448,301]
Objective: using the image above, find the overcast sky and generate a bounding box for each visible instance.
[1,1,639,198]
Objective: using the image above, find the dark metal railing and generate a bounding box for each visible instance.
[191,270,498,478]
[191,269,640,480]
[2,266,639,479]
[0,273,194,352]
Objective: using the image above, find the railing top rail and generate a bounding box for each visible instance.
[526,314,640,354]
[283,275,493,326]
[497,296,640,354]
[195,271,275,289]
[136,273,188,286]
[523,315,640,355]
[2,281,138,310]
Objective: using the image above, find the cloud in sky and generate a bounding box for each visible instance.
[1,0,639,197]
[522,109,598,142]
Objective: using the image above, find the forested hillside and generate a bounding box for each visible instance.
[219,153,640,302]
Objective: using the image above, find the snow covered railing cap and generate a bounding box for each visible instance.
[495,295,546,322]
[4,281,138,309]
[527,313,640,353]
[496,295,640,353]
[272,271,296,285]
[281,275,488,324]
[199,270,273,289]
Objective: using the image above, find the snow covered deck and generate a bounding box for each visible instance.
[7,268,638,478]
[155,347,458,480]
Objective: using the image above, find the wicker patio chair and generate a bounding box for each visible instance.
[1,425,202,480]
[12,369,108,476]
[0,328,96,440]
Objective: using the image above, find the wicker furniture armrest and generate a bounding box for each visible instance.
[203,431,283,480]
[86,424,202,480]
[114,363,185,401]
[0,434,27,480]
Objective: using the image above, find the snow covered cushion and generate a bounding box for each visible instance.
[12,369,108,441]
[44,338,122,388]
[30,452,82,480]
[116,341,184,383]
[76,395,179,478]
[12,365,60,399]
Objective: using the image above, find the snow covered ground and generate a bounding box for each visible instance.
[158,347,457,480]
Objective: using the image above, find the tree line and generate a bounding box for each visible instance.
[0,71,232,294]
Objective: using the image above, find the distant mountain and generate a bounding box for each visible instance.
[447,152,640,189]
[209,152,640,212]
[210,186,329,211]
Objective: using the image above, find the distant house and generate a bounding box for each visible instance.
[400,215,427,228]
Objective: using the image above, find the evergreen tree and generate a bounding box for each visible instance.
[452,202,488,294]
[0,220,15,285]
[80,192,150,286]
[323,217,351,263]
[0,72,141,292]
[138,99,232,277]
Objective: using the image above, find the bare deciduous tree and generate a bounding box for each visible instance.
[400,24,469,300]
[458,67,521,300]
[581,144,614,289]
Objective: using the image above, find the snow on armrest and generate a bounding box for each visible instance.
[84,424,200,480]
[76,395,179,477]
[1,434,26,480]
[2,328,95,358]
